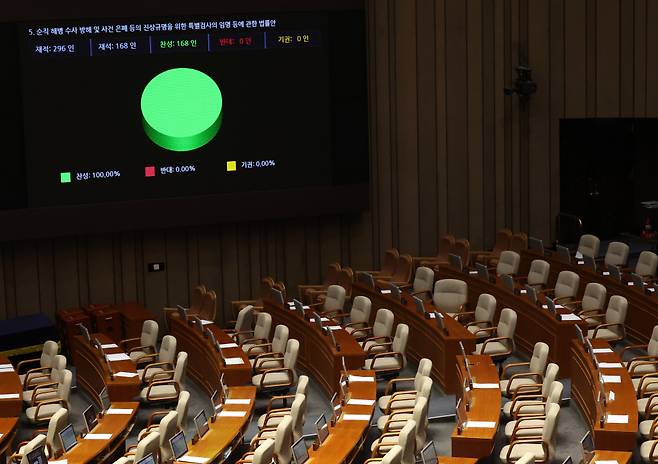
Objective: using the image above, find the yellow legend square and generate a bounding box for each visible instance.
[226,161,237,172]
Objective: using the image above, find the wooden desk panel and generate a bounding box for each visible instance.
[307,370,376,464]
[174,386,256,464]
[451,355,500,458]
[351,283,476,394]
[438,458,478,464]
[168,314,251,392]
[570,339,637,451]
[261,300,366,397]
[58,401,138,464]
[436,267,588,378]
[0,356,22,417]
[0,417,18,458]
[115,303,156,341]
[70,335,140,402]
[591,450,632,464]
[521,249,658,344]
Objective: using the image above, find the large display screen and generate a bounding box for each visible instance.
[0,9,368,214]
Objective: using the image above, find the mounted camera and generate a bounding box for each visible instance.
[504,65,537,98]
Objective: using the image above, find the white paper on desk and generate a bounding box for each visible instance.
[472,383,499,389]
[602,375,621,384]
[225,398,251,405]
[224,357,244,365]
[520,289,527,294]
[469,270,478,275]
[328,326,342,331]
[592,348,613,354]
[50,460,67,464]
[0,367,15,373]
[628,282,635,286]
[347,398,375,406]
[101,343,118,349]
[218,343,238,349]
[114,371,139,378]
[606,414,628,424]
[0,393,19,399]
[348,375,375,383]
[560,314,582,321]
[218,410,246,417]
[380,289,392,294]
[201,320,214,325]
[107,408,133,415]
[342,414,371,421]
[178,456,209,464]
[106,353,131,362]
[595,461,619,464]
[84,433,113,440]
[577,261,585,265]
[302,306,310,309]
[650,287,656,293]
[598,362,623,369]
[310,317,330,322]
[465,421,496,428]
[541,305,548,309]
[602,272,610,276]
[0,364,13,369]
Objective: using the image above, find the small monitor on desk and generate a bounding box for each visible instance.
[420,441,438,464]
[293,299,306,318]
[524,284,538,304]
[291,437,309,464]
[476,262,489,281]
[176,305,189,322]
[169,430,188,461]
[583,255,596,271]
[361,272,375,289]
[26,446,47,464]
[93,337,103,353]
[632,272,645,290]
[192,315,204,333]
[413,296,425,315]
[210,389,221,416]
[58,423,78,453]
[562,457,573,464]
[312,312,324,333]
[205,328,217,346]
[315,414,329,445]
[194,409,209,439]
[501,274,515,292]
[607,264,621,281]
[136,454,156,464]
[581,431,595,453]
[435,312,446,332]
[78,323,91,343]
[99,386,111,412]
[271,288,285,306]
[575,325,586,346]
[545,297,557,318]
[341,355,348,373]
[556,245,571,263]
[390,283,401,300]
[455,397,466,434]
[83,404,98,433]
[448,253,463,271]
[529,237,544,253]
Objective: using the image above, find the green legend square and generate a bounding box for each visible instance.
[60,172,71,183]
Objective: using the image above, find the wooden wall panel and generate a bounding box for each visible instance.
[3,0,658,322]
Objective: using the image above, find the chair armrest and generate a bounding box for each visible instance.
[253,353,284,372]
[141,361,173,382]
[34,398,69,421]
[369,352,404,372]
[384,377,415,396]
[15,358,40,373]
[145,379,180,401]
[628,357,658,376]
[591,322,625,340]
[506,439,549,463]
[505,372,544,395]
[246,342,272,357]
[119,337,141,350]
[22,368,52,389]
[241,337,268,347]
[480,336,513,356]
[361,335,392,346]
[146,410,170,427]
[366,342,393,357]
[621,343,649,358]
[501,361,530,379]
[266,393,296,412]
[259,368,294,389]
[350,326,373,339]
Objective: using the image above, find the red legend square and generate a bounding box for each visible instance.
[145,166,155,177]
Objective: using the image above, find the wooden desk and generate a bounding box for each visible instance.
[307,370,376,464]
[173,386,255,464]
[70,334,140,402]
[168,314,251,392]
[260,300,366,397]
[521,249,658,344]
[591,450,632,464]
[451,355,500,458]
[351,282,476,394]
[0,356,22,417]
[57,401,138,464]
[115,303,156,341]
[436,266,588,378]
[570,339,637,451]
[0,417,19,458]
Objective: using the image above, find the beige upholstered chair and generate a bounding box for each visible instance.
[341,296,372,335]
[540,271,579,303]
[257,376,309,428]
[371,420,416,464]
[500,342,550,397]
[364,324,408,376]
[138,335,177,383]
[13,435,47,464]
[115,431,160,464]
[364,445,403,464]
[504,381,563,440]
[313,285,346,314]
[624,326,658,378]
[251,325,290,372]
[573,283,607,324]
[140,352,188,403]
[497,251,521,276]
[253,393,306,444]
[377,396,429,451]
[474,308,517,362]
[17,340,59,389]
[499,402,559,464]
[380,376,432,414]
[235,438,274,464]
[227,306,255,344]
[433,279,468,317]
[521,260,550,290]
[503,364,560,420]
[603,241,630,268]
[636,251,658,280]
[122,320,159,364]
[23,355,67,404]
[399,267,434,297]
[587,295,627,342]
[354,309,395,352]
[26,369,71,423]
[460,293,496,336]
[378,359,432,412]
[157,411,179,464]
[252,339,299,393]
[15,408,68,459]
[299,263,341,302]
[138,390,190,441]
[578,234,600,259]
[240,312,272,355]
[252,416,293,464]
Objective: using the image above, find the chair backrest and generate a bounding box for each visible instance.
[496,251,520,276]
[474,294,496,324]
[578,234,600,259]
[529,342,549,375]
[57,370,72,402]
[19,435,47,464]
[412,396,429,450]
[274,416,293,464]
[271,325,290,354]
[398,420,417,464]
[418,376,433,400]
[413,267,434,294]
[636,251,658,277]
[542,363,560,396]
[433,279,468,312]
[324,285,346,312]
[290,393,307,441]
[604,242,630,267]
[516,453,535,464]
[40,340,59,368]
[254,312,272,341]
[554,271,579,300]
[392,255,413,283]
[173,352,188,383]
[527,260,550,287]
[141,320,159,348]
[373,308,395,338]
[438,235,456,260]
[324,263,342,285]
[454,239,471,266]
[252,439,275,464]
[259,277,275,299]
[547,380,563,406]
[498,308,517,340]
[296,375,309,396]
[381,446,403,464]
[158,411,179,463]
[47,408,68,456]
[190,285,206,312]
[283,339,300,374]
[511,232,528,253]
[176,391,190,430]
[649,326,658,357]
[493,229,513,253]
[199,290,217,321]
[235,306,255,333]
[413,374,428,392]
[581,283,607,312]
[391,324,409,364]
[50,355,67,383]
[542,403,560,442]
[381,249,400,276]
[350,296,372,324]
[417,358,432,378]
[605,295,628,336]
[134,430,160,463]
[337,268,354,294]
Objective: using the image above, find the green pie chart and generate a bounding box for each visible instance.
[140,68,223,152]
